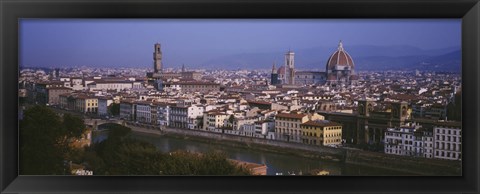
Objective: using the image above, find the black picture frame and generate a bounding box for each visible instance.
[1,0,479,193]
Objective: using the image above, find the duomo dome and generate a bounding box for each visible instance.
[326,40,354,72]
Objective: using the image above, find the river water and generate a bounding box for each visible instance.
[94,131,415,176]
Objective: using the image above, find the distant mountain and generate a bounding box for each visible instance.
[200,45,461,72]
[415,50,461,72]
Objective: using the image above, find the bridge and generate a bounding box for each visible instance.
[84,119,125,130]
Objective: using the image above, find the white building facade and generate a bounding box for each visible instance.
[433,124,462,160]
[136,102,152,123]
[97,97,113,116]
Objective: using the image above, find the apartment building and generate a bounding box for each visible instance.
[300,120,342,146]
[433,122,462,160]
[97,96,113,116]
[274,113,308,143]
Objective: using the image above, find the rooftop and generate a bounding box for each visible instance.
[276,113,307,119]
[301,120,341,127]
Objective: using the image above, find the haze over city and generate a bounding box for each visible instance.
[20,19,461,69]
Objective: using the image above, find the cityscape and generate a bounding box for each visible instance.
[19,20,462,176]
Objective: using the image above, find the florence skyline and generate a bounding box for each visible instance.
[20,19,461,68]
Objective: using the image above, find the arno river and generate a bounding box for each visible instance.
[94,131,415,176]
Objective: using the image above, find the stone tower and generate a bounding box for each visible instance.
[153,43,163,73]
[271,62,278,85]
[285,50,295,85]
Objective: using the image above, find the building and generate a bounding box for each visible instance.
[120,100,136,121]
[301,120,342,146]
[295,71,327,85]
[285,50,295,85]
[384,126,418,156]
[254,120,275,139]
[231,117,257,131]
[168,101,205,129]
[34,81,65,104]
[154,43,163,73]
[147,43,203,87]
[187,105,206,129]
[275,50,296,85]
[270,62,279,85]
[433,122,462,160]
[74,95,98,114]
[169,104,188,128]
[97,96,113,116]
[273,41,357,87]
[320,100,409,145]
[203,110,230,131]
[325,40,358,86]
[70,77,84,90]
[136,101,152,124]
[87,80,134,92]
[177,81,221,93]
[274,113,309,143]
[46,87,72,105]
[156,103,171,126]
[384,122,461,160]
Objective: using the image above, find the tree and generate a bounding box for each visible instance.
[20,105,89,175]
[83,123,251,175]
[62,113,86,138]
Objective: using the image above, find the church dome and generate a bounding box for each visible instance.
[277,65,286,74]
[326,41,354,71]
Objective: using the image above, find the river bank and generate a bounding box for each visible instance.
[126,124,344,162]
[123,124,461,175]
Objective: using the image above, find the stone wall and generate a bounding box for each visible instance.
[161,127,344,157]
[127,124,462,175]
[344,149,461,175]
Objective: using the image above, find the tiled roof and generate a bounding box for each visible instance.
[276,113,307,119]
[301,120,341,127]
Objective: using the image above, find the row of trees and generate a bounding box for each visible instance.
[75,124,251,175]
[20,105,87,174]
[20,105,251,175]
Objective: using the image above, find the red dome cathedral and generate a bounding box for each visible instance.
[325,40,357,86]
[326,40,355,71]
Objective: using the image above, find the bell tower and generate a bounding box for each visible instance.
[153,43,162,73]
[285,50,295,85]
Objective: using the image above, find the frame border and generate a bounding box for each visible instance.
[1,0,479,193]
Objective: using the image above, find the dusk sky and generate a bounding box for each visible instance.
[20,19,461,68]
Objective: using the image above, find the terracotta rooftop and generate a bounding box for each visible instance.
[276,113,307,119]
[47,87,72,90]
[301,120,341,127]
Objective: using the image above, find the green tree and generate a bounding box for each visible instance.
[20,105,89,175]
[62,113,86,138]
[84,124,251,175]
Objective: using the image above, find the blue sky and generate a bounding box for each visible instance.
[20,19,461,68]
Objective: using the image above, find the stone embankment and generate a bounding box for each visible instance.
[126,124,461,176]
